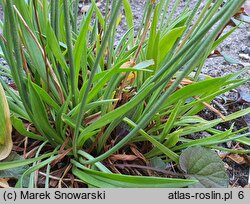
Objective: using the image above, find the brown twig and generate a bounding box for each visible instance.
[38,171,84,183]
[58,164,72,188]
[132,21,151,64]
[109,163,186,178]
[51,148,72,167]
[194,96,226,120]
[19,44,30,76]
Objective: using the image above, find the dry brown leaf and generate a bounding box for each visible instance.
[121,60,136,68]
[194,96,226,120]
[130,145,147,163]
[165,78,193,89]
[244,184,250,188]
[242,155,250,166]
[50,148,71,167]
[109,154,139,161]
[227,154,246,165]
[208,50,222,58]
[84,112,101,125]
[218,152,227,160]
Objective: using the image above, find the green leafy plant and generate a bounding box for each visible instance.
[0,0,249,188]
[0,83,12,160]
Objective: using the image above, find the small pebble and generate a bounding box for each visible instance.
[239,53,250,60]
[243,47,250,55]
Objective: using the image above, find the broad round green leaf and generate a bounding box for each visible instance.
[179,146,229,188]
[0,152,30,187]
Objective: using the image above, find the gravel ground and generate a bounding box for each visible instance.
[79,0,250,93]
[106,0,250,93]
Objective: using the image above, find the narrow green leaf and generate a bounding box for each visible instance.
[78,83,154,145]
[172,129,232,151]
[160,100,182,142]
[32,83,60,111]
[16,155,58,188]
[165,130,181,148]
[28,78,63,145]
[158,26,186,64]
[74,4,94,78]
[11,115,45,141]
[122,0,134,48]
[46,23,69,74]
[123,117,179,163]
[72,161,196,188]
[0,152,56,170]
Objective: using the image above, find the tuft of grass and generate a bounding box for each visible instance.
[0,0,249,188]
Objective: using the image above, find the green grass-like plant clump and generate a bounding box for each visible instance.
[0,0,249,188]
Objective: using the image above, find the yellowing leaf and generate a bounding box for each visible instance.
[0,83,12,160]
[0,178,9,188]
[121,60,136,68]
[127,72,136,81]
